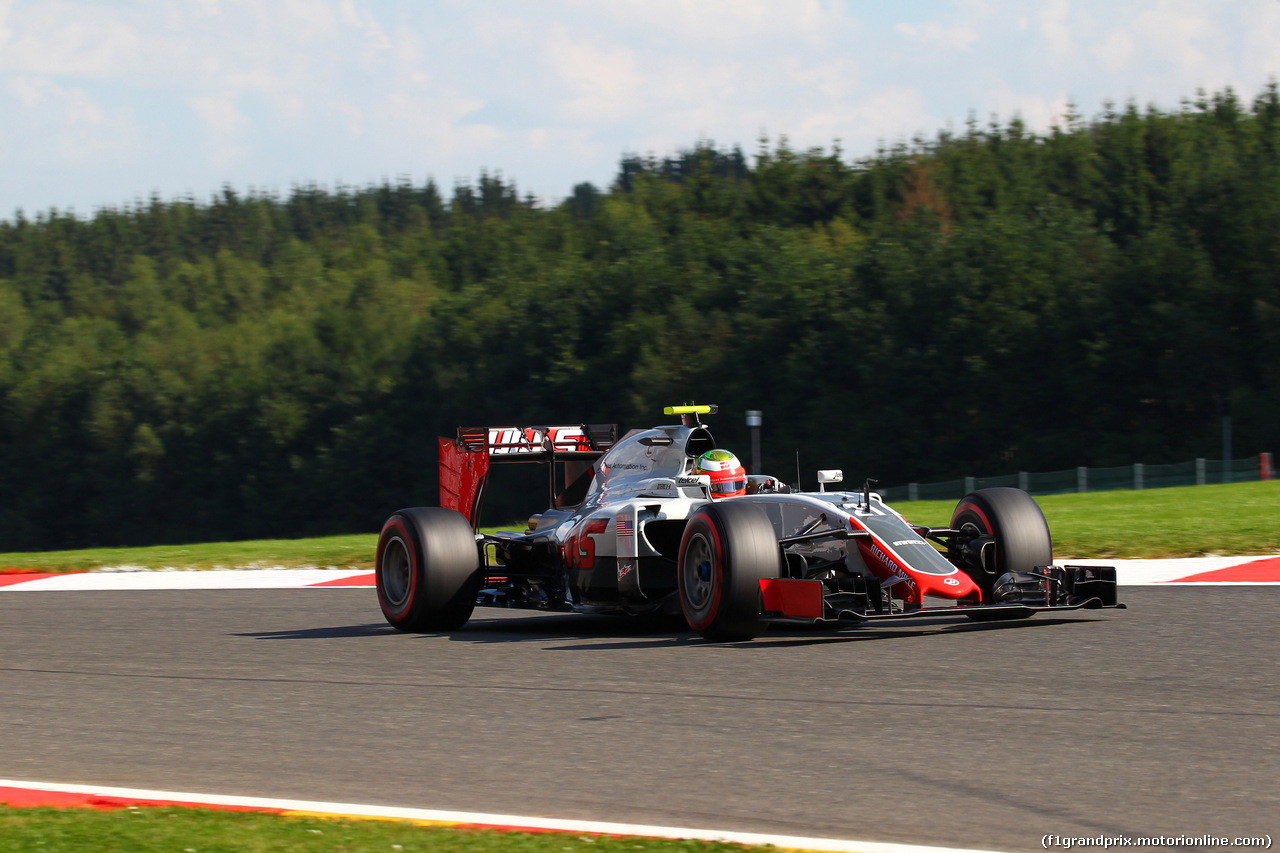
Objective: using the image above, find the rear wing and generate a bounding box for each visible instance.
[440,424,618,528]
[455,425,617,459]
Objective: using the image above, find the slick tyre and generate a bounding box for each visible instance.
[678,501,782,641]
[376,507,481,632]
[950,487,1051,620]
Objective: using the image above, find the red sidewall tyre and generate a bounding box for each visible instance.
[376,515,419,623]
[375,507,480,632]
[678,500,781,642]
[679,513,725,633]
[950,487,1052,616]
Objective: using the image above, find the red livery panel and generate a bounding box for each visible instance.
[759,578,824,619]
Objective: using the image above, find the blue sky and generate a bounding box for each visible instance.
[2,0,1278,218]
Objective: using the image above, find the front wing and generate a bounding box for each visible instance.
[757,564,1125,625]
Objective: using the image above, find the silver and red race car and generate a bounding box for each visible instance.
[375,405,1123,640]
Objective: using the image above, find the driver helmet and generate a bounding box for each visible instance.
[693,449,747,498]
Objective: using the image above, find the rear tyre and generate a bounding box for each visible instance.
[950,488,1051,620]
[678,501,782,641]
[376,507,481,632]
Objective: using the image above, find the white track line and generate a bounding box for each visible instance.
[3,556,1279,591]
[0,779,999,853]
[1054,556,1278,584]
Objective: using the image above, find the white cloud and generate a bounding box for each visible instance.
[277,0,341,36]
[189,0,221,17]
[526,126,600,162]
[784,56,860,103]
[0,0,14,43]
[895,20,979,51]
[1039,0,1076,60]
[1241,1,1280,81]
[841,87,934,144]
[1,0,1278,217]
[547,28,646,122]
[5,73,50,108]
[190,90,250,137]
[0,2,140,76]
[1094,29,1134,74]
[1129,7,1211,67]
[376,90,502,160]
[6,74,106,132]
[984,85,1073,133]
[1071,2,1248,103]
[189,90,252,167]
[339,0,391,61]
[2,73,137,173]
[570,0,850,48]
[335,101,363,137]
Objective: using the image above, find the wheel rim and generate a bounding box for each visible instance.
[381,536,412,608]
[959,519,997,567]
[682,532,716,617]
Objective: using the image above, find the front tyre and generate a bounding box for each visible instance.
[376,507,481,632]
[678,501,782,641]
[950,487,1051,620]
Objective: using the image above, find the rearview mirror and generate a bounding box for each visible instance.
[816,469,843,492]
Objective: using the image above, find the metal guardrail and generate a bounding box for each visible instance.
[882,453,1274,503]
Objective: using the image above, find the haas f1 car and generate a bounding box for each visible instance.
[375,406,1123,641]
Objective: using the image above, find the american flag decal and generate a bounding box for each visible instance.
[616,516,634,537]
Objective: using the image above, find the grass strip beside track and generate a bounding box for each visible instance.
[0,806,772,853]
[0,533,379,574]
[893,480,1280,558]
[2,481,1277,573]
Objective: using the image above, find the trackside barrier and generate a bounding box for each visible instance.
[884,454,1273,503]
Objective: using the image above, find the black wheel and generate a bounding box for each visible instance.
[376,507,481,632]
[678,501,782,641]
[950,488,1051,619]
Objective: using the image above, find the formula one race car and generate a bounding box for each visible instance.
[375,406,1123,640]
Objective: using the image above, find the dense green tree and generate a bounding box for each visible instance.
[1,87,1279,549]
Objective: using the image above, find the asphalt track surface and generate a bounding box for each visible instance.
[2,587,1277,852]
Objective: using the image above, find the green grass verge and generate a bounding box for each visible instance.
[892,480,1280,558]
[0,525,527,573]
[0,533,380,573]
[3,482,1278,573]
[0,806,766,853]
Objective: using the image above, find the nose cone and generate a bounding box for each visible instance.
[917,569,980,601]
